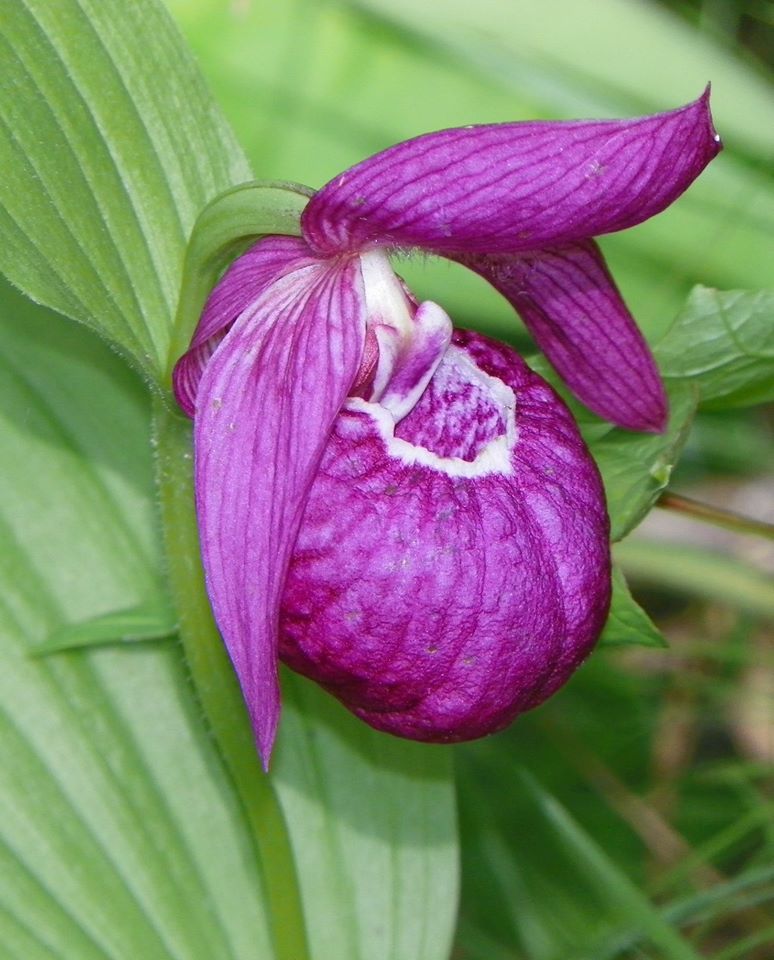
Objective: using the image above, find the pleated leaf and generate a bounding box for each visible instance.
[590,383,698,542]
[596,566,667,649]
[0,0,250,379]
[276,674,458,960]
[0,282,459,960]
[0,286,274,960]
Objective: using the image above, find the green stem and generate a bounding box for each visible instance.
[657,491,774,541]
[152,397,310,960]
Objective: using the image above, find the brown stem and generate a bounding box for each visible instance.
[657,492,774,541]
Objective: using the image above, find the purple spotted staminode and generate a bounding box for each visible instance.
[174,92,720,766]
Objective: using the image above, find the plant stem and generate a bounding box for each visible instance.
[152,397,310,960]
[657,492,774,542]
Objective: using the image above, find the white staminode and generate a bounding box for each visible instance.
[359,247,453,421]
[359,247,417,398]
[347,346,518,479]
[359,247,414,336]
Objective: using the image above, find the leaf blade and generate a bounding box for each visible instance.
[0,294,274,960]
[0,0,251,377]
[657,286,774,408]
[597,565,667,649]
[33,606,177,656]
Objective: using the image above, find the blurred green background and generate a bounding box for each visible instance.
[161,1,773,957]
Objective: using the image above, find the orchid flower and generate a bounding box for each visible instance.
[174,92,719,766]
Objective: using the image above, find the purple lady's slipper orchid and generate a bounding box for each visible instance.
[174,92,719,765]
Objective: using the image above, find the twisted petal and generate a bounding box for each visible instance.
[280,330,611,740]
[460,241,667,431]
[302,90,719,257]
[194,255,366,765]
[173,236,318,416]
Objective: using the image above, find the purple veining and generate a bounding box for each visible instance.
[280,331,610,742]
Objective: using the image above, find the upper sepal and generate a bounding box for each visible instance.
[192,253,366,765]
[302,90,720,257]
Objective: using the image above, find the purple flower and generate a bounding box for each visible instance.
[174,92,719,765]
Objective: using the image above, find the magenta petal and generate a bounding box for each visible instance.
[173,236,317,416]
[194,256,366,765]
[302,91,719,257]
[280,330,611,741]
[460,241,668,431]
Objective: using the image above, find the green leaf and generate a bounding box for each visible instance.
[657,286,774,409]
[275,674,458,960]
[456,742,709,960]
[33,605,178,656]
[519,774,704,960]
[592,382,698,542]
[0,0,250,380]
[614,538,774,621]
[0,284,275,960]
[597,565,667,649]
[0,279,459,959]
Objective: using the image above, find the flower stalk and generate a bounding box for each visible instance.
[152,397,310,960]
[657,491,774,541]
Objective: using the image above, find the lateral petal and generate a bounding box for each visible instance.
[193,255,366,765]
[173,236,317,416]
[460,241,668,431]
[302,90,719,257]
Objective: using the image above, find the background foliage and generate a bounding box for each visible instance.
[0,1,771,958]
